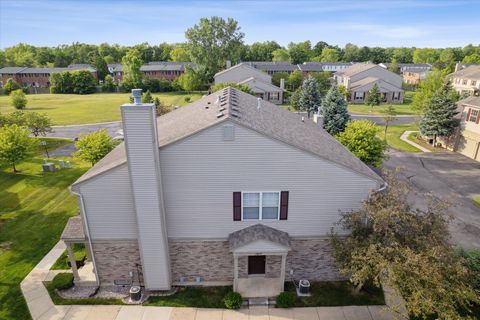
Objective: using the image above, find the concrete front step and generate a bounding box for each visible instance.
[248,297,275,306]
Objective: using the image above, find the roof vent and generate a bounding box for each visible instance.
[257,97,262,110]
[216,112,225,118]
[219,107,226,112]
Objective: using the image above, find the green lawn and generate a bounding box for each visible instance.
[376,124,421,152]
[0,92,204,126]
[284,281,385,307]
[0,141,88,320]
[51,244,86,270]
[407,132,446,152]
[348,91,420,116]
[145,286,232,308]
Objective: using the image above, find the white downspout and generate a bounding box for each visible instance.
[70,188,100,286]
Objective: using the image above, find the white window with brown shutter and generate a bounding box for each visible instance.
[233,191,289,221]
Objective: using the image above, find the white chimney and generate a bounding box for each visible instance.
[313,113,324,126]
[257,97,262,110]
[226,60,232,68]
[121,89,171,290]
[280,78,285,90]
[454,62,461,72]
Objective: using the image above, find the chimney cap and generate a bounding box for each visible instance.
[132,89,142,105]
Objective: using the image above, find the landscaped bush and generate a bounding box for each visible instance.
[276,291,296,308]
[459,249,480,292]
[52,273,74,290]
[10,89,27,109]
[223,291,242,309]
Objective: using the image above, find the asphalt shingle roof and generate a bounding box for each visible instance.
[228,224,290,250]
[72,87,383,187]
[60,216,86,241]
[452,65,480,80]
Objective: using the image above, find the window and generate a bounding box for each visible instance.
[472,81,477,86]
[242,192,280,220]
[463,79,468,85]
[469,109,479,123]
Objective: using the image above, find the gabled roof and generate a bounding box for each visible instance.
[239,77,283,92]
[214,62,268,78]
[72,87,383,187]
[60,216,86,242]
[298,62,354,72]
[451,65,480,80]
[228,224,290,251]
[350,77,403,92]
[244,61,298,72]
[140,62,194,71]
[458,96,480,109]
[335,63,377,77]
[0,67,28,74]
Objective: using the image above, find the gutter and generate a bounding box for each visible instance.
[70,188,100,287]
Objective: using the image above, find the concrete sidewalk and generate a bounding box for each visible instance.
[399,131,431,152]
[21,241,402,320]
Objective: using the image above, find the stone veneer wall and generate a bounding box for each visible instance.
[169,240,233,282]
[92,240,142,285]
[265,255,282,278]
[238,256,248,279]
[286,238,345,281]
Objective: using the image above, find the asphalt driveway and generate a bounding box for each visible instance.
[384,150,480,248]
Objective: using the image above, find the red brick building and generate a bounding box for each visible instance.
[0,64,97,88]
[108,62,194,84]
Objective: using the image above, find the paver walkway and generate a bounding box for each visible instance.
[400,131,431,152]
[21,241,404,320]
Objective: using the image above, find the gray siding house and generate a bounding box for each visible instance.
[214,63,284,104]
[334,64,404,104]
[63,88,384,297]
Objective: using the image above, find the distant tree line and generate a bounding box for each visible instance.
[2,38,479,72]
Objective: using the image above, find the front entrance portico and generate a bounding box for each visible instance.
[228,224,290,298]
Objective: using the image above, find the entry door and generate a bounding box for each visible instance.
[248,255,266,275]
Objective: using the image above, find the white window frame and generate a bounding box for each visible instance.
[468,109,479,123]
[241,191,281,221]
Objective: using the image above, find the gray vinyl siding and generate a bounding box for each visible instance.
[349,66,403,88]
[78,165,137,240]
[159,121,378,239]
[215,65,271,84]
[122,105,171,290]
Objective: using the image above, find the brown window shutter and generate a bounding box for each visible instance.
[476,111,480,124]
[233,192,241,221]
[280,191,289,220]
[466,108,471,121]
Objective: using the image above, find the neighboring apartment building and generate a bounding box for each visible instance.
[452,96,480,161]
[450,65,480,96]
[214,63,284,104]
[0,64,97,88]
[298,62,354,74]
[403,69,429,86]
[107,61,194,84]
[243,61,298,75]
[378,63,432,74]
[62,87,384,298]
[334,63,404,103]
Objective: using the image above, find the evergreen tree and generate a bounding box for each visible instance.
[298,76,322,118]
[420,84,459,146]
[365,83,382,111]
[142,90,153,103]
[320,85,350,135]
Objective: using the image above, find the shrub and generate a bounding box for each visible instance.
[3,78,21,95]
[184,96,191,103]
[65,251,87,269]
[52,272,74,290]
[102,75,116,92]
[223,291,242,309]
[459,249,480,292]
[10,89,27,109]
[276,291,295,308]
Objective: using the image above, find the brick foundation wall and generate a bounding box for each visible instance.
[286,238,345,281]
[92,240,142,285]
[266,255,282,278]
[169,240,233,282]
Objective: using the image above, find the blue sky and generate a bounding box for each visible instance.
[1,0,479,49]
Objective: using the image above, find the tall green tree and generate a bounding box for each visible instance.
[320,85,350,135]
[298,76,322,118]
[319,48,340,62]
[121,49,143,90]
[388,58,400,74]
[271,71,289,87]
[92,55,109,81]
[331,170,479,319]
[287,41,313,64]
[23,112,53,137]
[420,85,459,147]
[175,69,203,91]
[287,70,303,91]
[382,105,397,141]
[72,70,97,94]
[0,124,36,172]
[336,120,387,167]
[272,48,290,62]
[185,17,244,81]
[170,45,191,62]
[365,84,382,110]
[309,71,332,95]
[244,41,281,61]
[74,129,116,166]
[412,69,448,112]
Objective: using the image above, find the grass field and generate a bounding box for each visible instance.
[348,91,420,115]
[0,140,88,320]
[0,92,204,125]
[376,123,421,152]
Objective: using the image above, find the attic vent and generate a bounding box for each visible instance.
[220,102,227,107]
[231,111,240,118]
[231,106,240,112]
[219,107,226,112]
[223,125,235,141]
[217,112,225,118]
